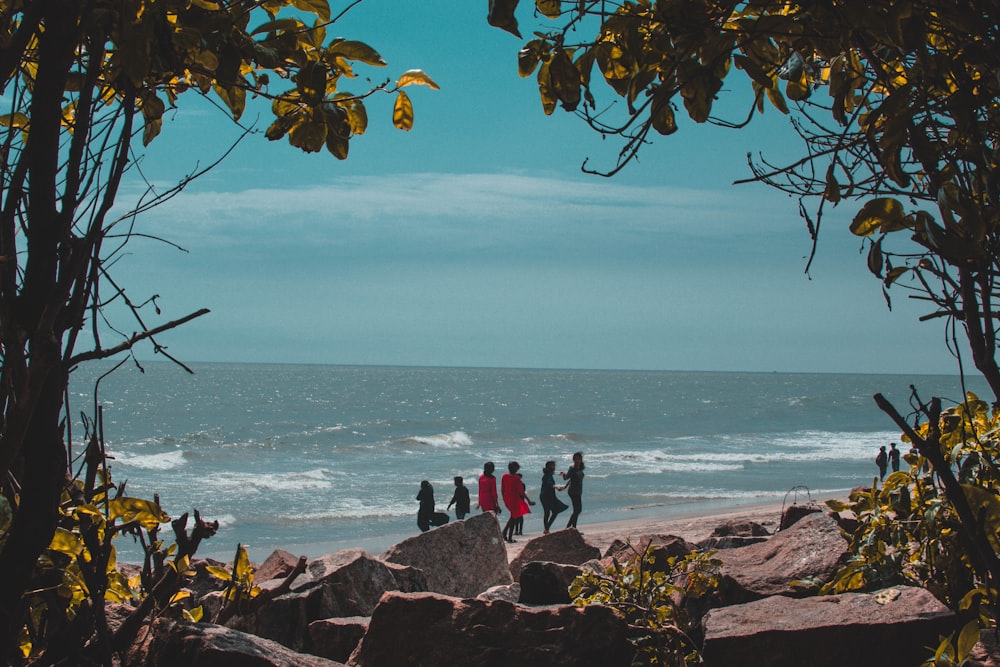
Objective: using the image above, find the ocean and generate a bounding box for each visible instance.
[67,362,988,562]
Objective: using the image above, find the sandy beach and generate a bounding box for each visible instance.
[501,492,846,561]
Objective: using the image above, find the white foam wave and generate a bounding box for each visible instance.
[203,468,335,492]
[395,430,473,449]
[112,449,187,471]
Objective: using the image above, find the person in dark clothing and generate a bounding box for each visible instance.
[416,480,435,532]
[539,460,568,534]
[447,476,471,520]
[875,446,888,482]
[559,451,585,529]
[888,442,901,473]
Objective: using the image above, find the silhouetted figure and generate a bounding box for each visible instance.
[477,461,500,515]
[514,472,534,535]
[560,451,585,529]
[888,442,901,473]
[540,460,568,534]
[875,446,888,482]
[417,480,435,532]
[447,476,471,520]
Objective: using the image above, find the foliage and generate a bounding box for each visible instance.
[0,0,434,663]
[824,390,1000,664]
[570,542,721,666]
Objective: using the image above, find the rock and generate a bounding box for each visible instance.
[702,586,956,667]
[124,617,344,667]
[778,503,822,530]
[256,549,302,582]
[225,549,425,652]
[308,617,369,664]
[715,511,848,603]
[347,591,634,666]
[696,535,769,550]
[185,557,230,599]
[382,512,511,597]
[508,529,601,581]
[969,628,1000,667]
[710,520,771,537]
[477,583,521,603]
[517,561,577,605]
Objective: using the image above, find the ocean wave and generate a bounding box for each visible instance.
[112,449,187,471]
[394,430,472,449]
[203,468,336,492]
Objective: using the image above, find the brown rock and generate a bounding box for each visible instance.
[124,617,345,667]
[308,617,370,664]
[702,586,956,667]
[601,534,696,572]
[715,511,848,603]
[382,511,511,597]
[517,561,578,605]
[710,519,771,537]
[778,502,822,530]
[256,549,302,582]
[347,591,633,666]
[508,528,601,581]
[225,548,425,651]
[477,583,520,603]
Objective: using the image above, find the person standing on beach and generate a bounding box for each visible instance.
[477,461,500,515]
[501,461,532,543]
[560,451,585,529]
[447,476,471,520]
[539,460,568,534]
[514,472,535,535]
[875,446,888,482]
[888,442,901,473]
[416,480,435,532]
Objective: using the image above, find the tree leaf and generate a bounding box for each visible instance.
[488,0,521,38]
[326,39,387,67]
[48,527,83,556]
[289,0,331,22]
[108,497,170,530]
[957,619,980,660]
[535,0,560,18]
[393,89,414,130]
[396,69,440,90]
[518,40,544,78]
[850,198,906,236]
[289,112,327,151]
[296,61,327,104]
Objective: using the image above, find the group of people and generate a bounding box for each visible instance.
[415,451,586,542]
[875,442,902,481]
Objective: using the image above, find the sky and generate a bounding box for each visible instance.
[104,1,962,375]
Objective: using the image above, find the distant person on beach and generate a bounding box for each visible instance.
[560,451,585,529]
[501,461,534,543]
[416,480,435,532]
[477,461,500,514]
[888,442,901,473]
[875,446,888,481]
[447,476,471,520]
[539,460,569,534]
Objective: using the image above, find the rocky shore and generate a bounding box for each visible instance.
[114,496,1000,667]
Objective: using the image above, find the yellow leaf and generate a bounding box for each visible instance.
[184,606,204,623]
[0,112,29,129]
[233,544,253,582]
[49,527,83,556]
[205,565,233,581]
[850,198,906,236]
[957,619,981,659]
[108,497,170,530]
[169,590,191,604]
[396,69,440,90]
[326,39,387,67]
[535,0,560,18]
[290,0,331,22]
[393,90,414,130]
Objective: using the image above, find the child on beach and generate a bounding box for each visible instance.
[514,472,533,535]
[447,476,471,520]
[500,461,534,543]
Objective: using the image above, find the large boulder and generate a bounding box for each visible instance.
[124,617,344,667]
[602,534,696,572]
[308,617,369,664]
[347,591,634,666]
[256,549,302,582]
[715,511,848,603]
[225,549,425,652]
[508,528,601,581]
[517,561,578,605]
[697,520,771,550]
[382,511,511,597]
[702,586,956,667]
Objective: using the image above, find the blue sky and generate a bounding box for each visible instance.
[107,1,959,374]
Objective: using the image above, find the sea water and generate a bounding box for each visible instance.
[67,362,989,562]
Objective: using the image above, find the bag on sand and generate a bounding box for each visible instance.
[431,511,450,527]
